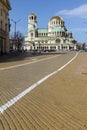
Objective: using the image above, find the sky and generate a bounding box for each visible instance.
[9,0,87,43]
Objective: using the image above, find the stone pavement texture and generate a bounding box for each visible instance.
[0,52,87,130]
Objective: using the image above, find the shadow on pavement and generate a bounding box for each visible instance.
[0,51,41,63]
[0,51,67,63]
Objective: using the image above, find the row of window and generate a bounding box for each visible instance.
[30,31,72,38]
[0,6,9,31]
[38,33,48,36]
[62,46,68,49]
[49,31,65,36]
[32,46,57,50]
[38,32,68,37]
[0,20,9,32]
[33,46,69,50]
[0,7,8,20]
[50,21,64,26]
[31,32,48,37]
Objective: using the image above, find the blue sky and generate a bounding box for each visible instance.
[10,0,87,43]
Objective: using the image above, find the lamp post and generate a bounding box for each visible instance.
[11,19,21,50]
[11,19,21,37]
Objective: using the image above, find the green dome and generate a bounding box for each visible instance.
[52,27,64,32]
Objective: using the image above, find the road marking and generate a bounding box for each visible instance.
[0,55,59,71]
[0,52,79,114]
[32,58,37,61]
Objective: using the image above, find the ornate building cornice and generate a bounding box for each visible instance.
[0,0,11,10]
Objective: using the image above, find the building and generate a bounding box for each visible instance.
[0,0,11,54]
[24,13,77,51]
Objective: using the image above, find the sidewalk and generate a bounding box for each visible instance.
[0,51,36,62]
[0,51,65,63]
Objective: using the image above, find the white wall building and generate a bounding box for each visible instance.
[24,13,77,51]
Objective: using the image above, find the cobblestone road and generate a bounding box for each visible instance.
[1,52,87,130]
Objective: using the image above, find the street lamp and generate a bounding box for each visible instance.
[11,19,21,37]
[11,19,21,50]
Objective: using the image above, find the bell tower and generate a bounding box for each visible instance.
[28,13,38,41]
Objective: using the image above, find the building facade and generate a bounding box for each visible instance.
[25,13,77,51]
[0,0,11,54]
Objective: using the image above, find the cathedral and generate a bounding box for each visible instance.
[24,13,77,51]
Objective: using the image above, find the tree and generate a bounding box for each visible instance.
[10,31,24,51]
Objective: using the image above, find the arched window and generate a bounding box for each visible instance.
[31,33,33,37]
[56,39,61,43]
[31,16,33,20]
[5,24,7,31]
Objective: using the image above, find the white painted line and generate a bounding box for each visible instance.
[0,52,79,114]
[32,58,37,61]
[0,55,59,71]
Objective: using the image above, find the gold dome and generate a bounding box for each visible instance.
[29,13,37,18]
[30,13,36,16]
[50,16,64,21]
[29,13,37,19]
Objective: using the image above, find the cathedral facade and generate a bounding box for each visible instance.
[24,13,77,51]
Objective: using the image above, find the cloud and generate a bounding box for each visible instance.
[57,4,87,18]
